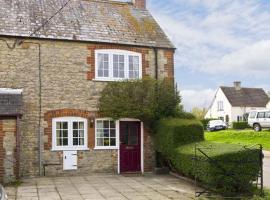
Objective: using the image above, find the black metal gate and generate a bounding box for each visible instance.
[194,143,263,199]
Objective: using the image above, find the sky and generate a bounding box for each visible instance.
[148,0,270,111]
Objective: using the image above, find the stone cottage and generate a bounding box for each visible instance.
[0,0,175,183]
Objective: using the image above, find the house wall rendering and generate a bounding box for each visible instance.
[0,38,174,177]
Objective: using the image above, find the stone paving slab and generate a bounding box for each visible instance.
[5,174,196,200]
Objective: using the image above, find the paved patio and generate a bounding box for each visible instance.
[5,174,196,200]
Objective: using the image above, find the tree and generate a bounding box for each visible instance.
[98,78,181,127]
[191,107,207,120]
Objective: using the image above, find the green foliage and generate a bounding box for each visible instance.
[154,118,261,197]
[205,130,270,151]
[172,141,260,197]
[154,118,204,158]
[175,111,196,119]
[192,107,207,120]
[99,78,181,126]
[201,118,218,130]
[232,121,249,130]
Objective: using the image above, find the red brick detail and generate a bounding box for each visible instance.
[86,44,150,80]
[134,0,146,9]
[0,120,4,183]
[44,109,97,150]
[164,49,175,79]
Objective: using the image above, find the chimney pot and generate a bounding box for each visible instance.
[234,81,241,90]
[132,0,146,9]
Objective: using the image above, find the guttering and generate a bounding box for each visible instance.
[0,34,177,50]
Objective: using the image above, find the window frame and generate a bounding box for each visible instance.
[94,118,119,150]
[94,49,142,81]
[217,101,224,111]
[52,117,88,151]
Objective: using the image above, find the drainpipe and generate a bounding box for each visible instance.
[154,48,158,80]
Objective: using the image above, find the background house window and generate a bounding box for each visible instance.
[52,117,88,150]
[95,50,142,81]
[217,101,224,111]
[95,119,117,149]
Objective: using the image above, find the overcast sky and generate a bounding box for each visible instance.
[148,0,270,111]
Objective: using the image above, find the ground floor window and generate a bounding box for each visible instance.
[52,117,88,150]
[95,119,117,149]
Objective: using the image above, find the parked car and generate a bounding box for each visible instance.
[0,185,8,200]
[248,110,270,132]
[207,120,227,131]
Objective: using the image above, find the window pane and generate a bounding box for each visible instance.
[57,138,62,146]
[79,130,84,137]
[73,138,78,146]
[104,121,109,128]
[97,138,104,146]
[97,129,104,137]
[97,121,103,128]
[110,129,116,137]
[63,138,68,146]
[98,54,109,78]
[104,138,110,146]
[129,56,139,79]
[62,122,68,129]
[110,121,115,128]
[110,138,116,146]
[63,130,68,138]
[79,138,84,145]
[258,112,265,118]
[79,122,84,129]
[73,122,78,129]
[266,112,270,118]
[73,130,78,137]
[104,129,109,137]
[104,70,109,77]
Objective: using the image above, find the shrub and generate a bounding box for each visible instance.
[154,118,204,158]
[154,118,261,197]
[201,118,217,130]
[232,122,249,130]
[171,141,260,196]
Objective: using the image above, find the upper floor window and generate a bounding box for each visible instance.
[217,101,224,111]
[95,50,142,81]
[52,117,88,151]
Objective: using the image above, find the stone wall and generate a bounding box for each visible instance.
[0,118,18,183]
[0,37,174,177]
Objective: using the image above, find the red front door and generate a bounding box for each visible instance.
[120,121,141,173]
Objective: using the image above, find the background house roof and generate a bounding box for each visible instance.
[220,86,270,107]
[0,90,23,115]
[0,0,174,48]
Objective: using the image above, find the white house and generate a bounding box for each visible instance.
[205,82,270,123]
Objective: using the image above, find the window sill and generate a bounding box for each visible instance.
[92,78,141,82]
[51,147,89,151]
[94,147,118,150]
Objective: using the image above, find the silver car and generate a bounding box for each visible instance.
[0,185,7,200]
[248,110,270,132]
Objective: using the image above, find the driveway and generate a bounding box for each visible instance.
[264,151,270,189]
[5,174,196,200]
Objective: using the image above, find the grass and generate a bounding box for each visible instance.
[205,129,270,151]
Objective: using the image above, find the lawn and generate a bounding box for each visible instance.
[205,129,270,151]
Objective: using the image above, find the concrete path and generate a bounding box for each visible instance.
[5,174,196,200]
[264,151,270,189]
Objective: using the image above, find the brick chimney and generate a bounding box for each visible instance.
[233,81,241,90]
[132,0,146,9]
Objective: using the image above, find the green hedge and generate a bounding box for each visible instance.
[154,118,261,197]
[232,122,249,130]
[172,141,260,196]
[201,118,218,130]
[154,118,204,158]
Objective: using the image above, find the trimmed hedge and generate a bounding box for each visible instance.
[154,118,261,197]
[172,141,260,196]
[232,121,249,130]
[154,118,204,158]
